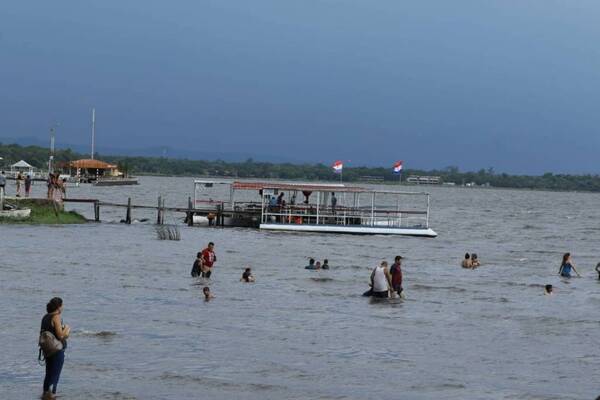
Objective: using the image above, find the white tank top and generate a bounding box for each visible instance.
[373,266,388,292]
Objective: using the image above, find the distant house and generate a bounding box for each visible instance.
[406,175,442,185]
[10,160,35,176]
[68,159,121,180]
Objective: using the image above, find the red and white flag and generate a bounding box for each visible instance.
[332,160,343,174]
[393,161,403,174]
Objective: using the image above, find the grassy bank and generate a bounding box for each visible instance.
[0,198,87,224]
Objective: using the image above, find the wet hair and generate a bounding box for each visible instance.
[245,267,251,272]
[323,259,328,264]
[196,252,202,258]
[46,297,63,313]
[471,253,478,260]
[545,284,553,292]
[464,253,470,259]
[208,242,214,247]
[203,286,210,293]
[309,258,315,264]
[561,253,570,266]
[395,256,402,262]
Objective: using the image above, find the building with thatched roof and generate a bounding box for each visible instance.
[68,159,121,178]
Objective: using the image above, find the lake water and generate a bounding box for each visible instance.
[1,176,599,399]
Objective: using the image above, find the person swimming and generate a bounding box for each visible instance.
[471,253,480,268]
[461,253,471,269]
[203,286,214,301]
[322,259,329,270]
[595,262,600,280]
[544,284,553,295]
[241,267,255,282]
[305,258,319,270]
[558,253,580,278]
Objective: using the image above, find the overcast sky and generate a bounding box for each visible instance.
[2,1,600,174]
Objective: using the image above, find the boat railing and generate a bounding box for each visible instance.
[260,205,429,229]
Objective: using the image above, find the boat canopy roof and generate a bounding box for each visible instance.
[231,181,429,195]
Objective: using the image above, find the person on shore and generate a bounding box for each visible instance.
[191,252,203,277]
[305,258,318,270]
[25,174,32,197]
[203,286,214,301]
[322,259,330,270]
[471,253,480,268]
[368,261,393,298]
[461,253,472,268]
[40,297,70,400]
[0,171,6,199]
[201,242,217,278]
[390,256,403,297]
[558,253,580,278]
[544,284,553,295]
[16,172,23,197]
[241,267,255,282]
[47,174,54,200]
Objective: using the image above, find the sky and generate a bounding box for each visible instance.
[1,1,600,174]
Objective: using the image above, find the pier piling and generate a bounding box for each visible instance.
[94,200,100,222]
[126,197,132,224]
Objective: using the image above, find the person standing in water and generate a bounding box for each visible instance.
[25,173,32,197]
[370,261,393,298]
[322,259,330,270]
[201,242,217,278]
[390,256,403,297]
[241,267,255,282]
[40,297,70,400]
[191,252,203,277]
[558,253,580,278]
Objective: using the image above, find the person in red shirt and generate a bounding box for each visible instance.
[390,255,403,297]
[201,242,217,278]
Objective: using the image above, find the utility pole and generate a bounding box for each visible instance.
[91,108,96,159]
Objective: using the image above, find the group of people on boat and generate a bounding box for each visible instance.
[304,258,330,270]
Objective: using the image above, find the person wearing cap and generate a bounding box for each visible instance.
[390,256,403,297]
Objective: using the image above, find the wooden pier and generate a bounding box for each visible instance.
[62,196,258,226]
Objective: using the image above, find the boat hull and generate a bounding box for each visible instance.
[0,209,31,219]
[259,223,437,237]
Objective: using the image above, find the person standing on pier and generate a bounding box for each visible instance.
[201,242,217,278]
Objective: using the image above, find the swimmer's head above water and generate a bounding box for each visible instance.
[544,284,553,295]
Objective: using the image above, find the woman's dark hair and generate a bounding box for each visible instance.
[245,267,251,272]
[196,252,202,258]
[464,253,470,259]
[309,258,315,264]
[562,253,570,266]
[46,297,63,313]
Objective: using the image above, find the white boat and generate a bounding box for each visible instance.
[193,180,437,237]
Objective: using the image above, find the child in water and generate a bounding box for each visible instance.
[241,267,255,282]
[596,262,600,280]
[203,286,214,301]
[544,284,553,295]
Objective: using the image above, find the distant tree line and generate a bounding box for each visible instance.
[2,142,600,192]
